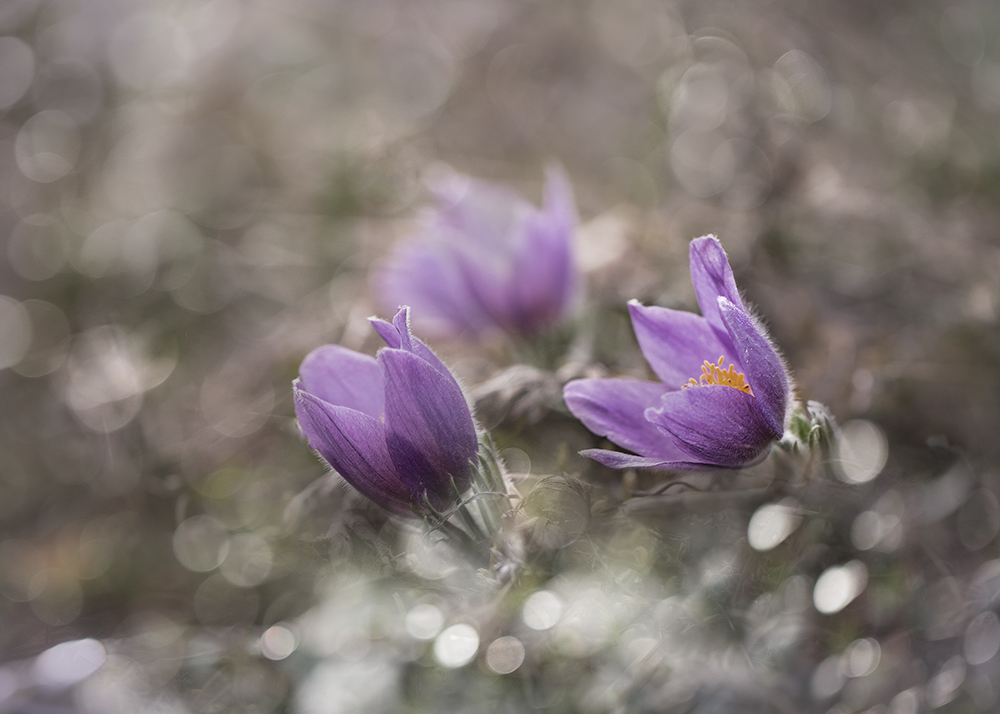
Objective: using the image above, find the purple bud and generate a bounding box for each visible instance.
[376,167,578,339]
[564,236,791,470]
[294,307,478,514]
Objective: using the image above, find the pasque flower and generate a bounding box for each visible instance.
[293,307,478,515]
[377,167,577,338]
[564,236,791,470]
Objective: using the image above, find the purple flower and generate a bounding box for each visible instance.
[293,307,478,515]
[563,236,790,470]
[377,167,577,338]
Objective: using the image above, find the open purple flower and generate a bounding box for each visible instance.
[293,307,478,515]
[563,236,791,470]
[376,167,577,339]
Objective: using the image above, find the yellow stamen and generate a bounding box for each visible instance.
[682,356,754,395]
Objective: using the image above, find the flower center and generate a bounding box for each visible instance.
[683,356,754,395]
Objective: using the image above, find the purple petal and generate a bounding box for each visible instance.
[299,345,384,419]
[543,165,576,231]
[451,247,516,332]
[507,223,571,334]
[377,241,491,336]
[718,297,788,437]
[392,307,414,351]
[370,307,452,379]
[628,301,738,390]
[432,177,526,248]
[563,378,692,461]
[505,168,577,334]
[426,177,526,326]
[541,167,577,304]
[293,384,412,514]
[579,449,714,470]
[689,236,744,343]
[645,385,777,467]
[378,348,478,501]
[370,311,402,348]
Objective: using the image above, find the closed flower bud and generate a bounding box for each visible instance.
[294,307,478,514]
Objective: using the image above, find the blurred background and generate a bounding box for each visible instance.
[1,0,999,712]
